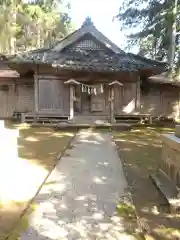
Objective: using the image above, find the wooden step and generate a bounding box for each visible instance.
[21,113,69,124]
[150,170,180,213]
[115,114,152,124]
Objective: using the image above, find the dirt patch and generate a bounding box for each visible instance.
[114,127,180,240]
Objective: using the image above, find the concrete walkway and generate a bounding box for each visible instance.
[20,129,137,240]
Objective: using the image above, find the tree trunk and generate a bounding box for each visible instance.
[10,6,17,54]
[37,22,41,48]
[167,0,177,73]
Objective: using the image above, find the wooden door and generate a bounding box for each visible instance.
[81,92,90,113]
[91,93,105,112]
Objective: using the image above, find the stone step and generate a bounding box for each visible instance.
[150,170,180,213]
[69,115,110,124]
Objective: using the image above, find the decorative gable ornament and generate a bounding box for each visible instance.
[82,17,94,27]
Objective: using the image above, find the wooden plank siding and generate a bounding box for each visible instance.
[0,80,34,118]
[114,83,137,114]
[140,85,179,118]
[141,88,162,116]
[113,82,180,119]
[16,84,34,113]
[0,84,16,117]
[38,78,70,115]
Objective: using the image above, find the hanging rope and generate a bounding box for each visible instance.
[72,80,104,95]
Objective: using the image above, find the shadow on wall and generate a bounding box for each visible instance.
[121,91,180,118]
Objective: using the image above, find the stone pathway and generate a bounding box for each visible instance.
[20,129,137,240]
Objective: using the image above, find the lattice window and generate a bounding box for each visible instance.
[72,39,103,50]
[66,34,108,51]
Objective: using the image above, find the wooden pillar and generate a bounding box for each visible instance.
[34,75,39,113]
[160,90,162,115]
[69,84,74,120]
[34,75,39,122]
[110,86,115,123]
[136,76,141,110]
[178,92,180,120]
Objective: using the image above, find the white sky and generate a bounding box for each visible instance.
[68,0,138,53]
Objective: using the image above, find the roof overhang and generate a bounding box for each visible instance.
[0,70,19,78]
[149,72,180,87]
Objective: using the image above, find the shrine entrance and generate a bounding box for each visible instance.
[73,83,107,116]
[64,79,123,122]
[81,92,91,113]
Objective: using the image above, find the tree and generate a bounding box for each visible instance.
[0,0,73,54]
[116,0,180,73]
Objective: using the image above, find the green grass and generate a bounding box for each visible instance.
[114,127,174,174]
[116,202,136,219]
[113,127,180,240]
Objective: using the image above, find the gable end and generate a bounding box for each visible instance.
[51,25,123,54]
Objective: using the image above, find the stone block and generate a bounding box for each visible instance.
[150,171,180,213]
[175,125,180,138]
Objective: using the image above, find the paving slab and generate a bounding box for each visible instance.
[20,129,137,240]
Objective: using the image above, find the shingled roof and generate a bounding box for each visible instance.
[8,17,167,73]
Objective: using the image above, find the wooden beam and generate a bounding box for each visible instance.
[35,75,61,80]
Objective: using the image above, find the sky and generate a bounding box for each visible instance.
[68,0,139,53]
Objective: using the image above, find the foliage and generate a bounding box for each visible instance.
[116,0,180,72]
[0,0,73,54]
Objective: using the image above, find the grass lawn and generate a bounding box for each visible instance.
[0,121,75,240]
[114,126,180,240]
